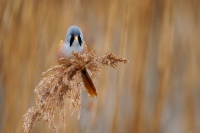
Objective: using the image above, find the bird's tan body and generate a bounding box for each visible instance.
[57,40,97,98]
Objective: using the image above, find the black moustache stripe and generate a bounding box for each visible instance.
[70,35,82,47]
[70,35,74,47]
[78,35,82,46]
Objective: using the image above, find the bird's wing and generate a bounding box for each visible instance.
[57,40,66,64]
[83,41,88,53]
[58,40,64,50]
[81,68,98,98]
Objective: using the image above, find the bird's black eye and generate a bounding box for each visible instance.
[78,35,82,46]
[70,35,74,47]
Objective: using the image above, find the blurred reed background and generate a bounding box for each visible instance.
[0,0,200,133]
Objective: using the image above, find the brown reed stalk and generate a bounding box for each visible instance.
[22,50,128,133]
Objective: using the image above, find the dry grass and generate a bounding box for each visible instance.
[23,50,127,133]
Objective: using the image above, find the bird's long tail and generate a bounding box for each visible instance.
[81,68,97,98]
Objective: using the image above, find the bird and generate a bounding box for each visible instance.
[57,26,98,98]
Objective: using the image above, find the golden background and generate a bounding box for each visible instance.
[0,0,200,133]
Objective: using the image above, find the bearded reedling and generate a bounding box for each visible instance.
[57,26,97,98]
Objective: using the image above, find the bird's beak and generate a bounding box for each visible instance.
[74,36,78,40]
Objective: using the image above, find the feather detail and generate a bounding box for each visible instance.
[84,42,88,53]
[58,40,64,49]
[81,68,97,98]
[57,40,65,62]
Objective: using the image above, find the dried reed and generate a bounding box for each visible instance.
[22,50,128,133]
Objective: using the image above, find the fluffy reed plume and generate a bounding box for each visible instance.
[23,50,128,133]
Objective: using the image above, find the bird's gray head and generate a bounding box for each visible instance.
[65,26,84,47]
